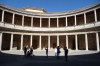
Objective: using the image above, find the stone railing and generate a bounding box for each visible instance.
[0,21,100,32]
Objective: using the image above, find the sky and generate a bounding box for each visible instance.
[0,0,100,12]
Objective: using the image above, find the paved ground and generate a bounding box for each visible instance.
[0,50,100,66]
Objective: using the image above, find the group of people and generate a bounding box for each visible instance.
[23,45,33,57]
[45,46,68,61]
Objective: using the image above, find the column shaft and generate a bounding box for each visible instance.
[30,35,33,47]
[75,35,78,50]
[31,17,33,27]
[40,18,42,27]
[22,16,24,26]
[94,9,97,22]
[66,35,68,49]
[48,18,50,28]
[12,13,15,24]
[10,34,13,50]
[48,35,50,49]
[39,35,41,49]
[20,34,23,50]
[75,15,77,25]
[96,32,99,51]
[0,33,3,51]
[1,10,4,22]
[84,13,86,24]
[57,18,59,27]
[57,35,59,46]
[85,34,88,51]
[66,17,67,27]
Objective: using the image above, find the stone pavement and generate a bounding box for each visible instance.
[0,50,100,66]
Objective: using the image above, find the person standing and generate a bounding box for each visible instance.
[45,46,48,58]
[63,46,68,61]
[30,46,33,56]
[57,46,60,59]
[54,47,57,56]
[23,45,28,57]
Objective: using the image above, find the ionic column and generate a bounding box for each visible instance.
[40,18,42,27]
[48,18,50,28]
[1,10,4,22]
[96,32,99,51]
[39,35,41,49]
[85,34,88,51]
[0,32,3,51]
[22,16,24,26]
[66,17,67,27]
[57,17,59,27]
[20,34,23,50]
[75,34,78,50]
[57,35,59,46]
[12,13,15,24]
[94,9,97,22]
[75,15,77,26]
[48,35,50,49]
[10,34,13,50]
[66,35,68,49]
[30,35,33,47]
[84,13,86,24]
[31,17,33,27]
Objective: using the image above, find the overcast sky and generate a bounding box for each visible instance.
[0,0,100,12]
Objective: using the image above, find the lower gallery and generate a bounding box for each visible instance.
[0,3,100,51]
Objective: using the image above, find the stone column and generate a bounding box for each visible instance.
[22,16,24,26]
[94,9,97,22]
[39,35,41,49]
[66,17,67,27]
[31,17,33,27]
[84,13,86,24]
[85,34,88,51]
[75,15,77,26]
[0,32,3,51]
[48,35,50,49]
[1,10,4,22]
[20,34,23,50]
[10,34,13,50]
[40,18,42,27]
[66,35,68,49]
[12,13,15,24]
[48,18,50,28]
[96,32,99,51]
[57,17,59,27]
[75,34,78,50]
[30,35,33,47]
[57,35,59,46]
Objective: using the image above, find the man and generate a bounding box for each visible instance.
[45,46,48,58]
[57,46,60,59]
[63,46,68,61]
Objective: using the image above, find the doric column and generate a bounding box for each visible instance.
[66,35,68,49]
[48,18,50,28]
[66,16,67,27]
[31,17,33,27]
[94,9,97,22]
[12,13,15,24]
[39,35,41,49]
[22,15,24,26]
[40,18,42,27]
[84,13,86,24]
[10,34,13,50]
[75,15,77,26]
[96,32,99,51]
[30,35,33,47]
[85,34,88,51]
[75,34,78,50]
[48,35,50,49]
[57,17,59,27]
[57,35,59,46]
[1,10,4,22]
[0,32,3,51]
[20,34,23,50]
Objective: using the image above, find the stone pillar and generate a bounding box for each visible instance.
[84,13,86,24]
[96,32,99,51]
[75,15,77,26]
[20,34,23,50]
[75,34,78,50]
[22,16,24,26]
[66,17,67,27]
[1,10,4,22]
[40,18,42,27]
[94,9,97,22]
[10,34,13,50]
[57,17,59,27]
[48,35,50,49]
[66,35,68,49]
[39,35,41,49]
[30,35,33,47]
[57,35,59,46]
[85,34,88,51]
[48,18,50,28]
[0,32,3,51]
[31,17,33,27]
[12,13,15,24]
